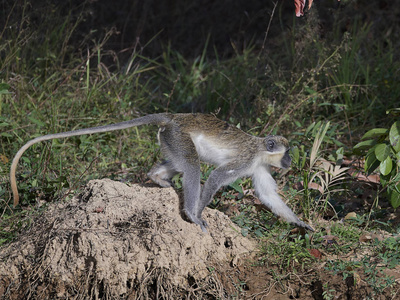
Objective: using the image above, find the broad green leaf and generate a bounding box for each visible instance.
[396,152,400,167]
[389,192,400,209]
[361,128,388,140]
[389,121,400,152]
[354,139,376,151]
[364,148,380,175]
[389,183,400,209]
[375,143,390,161]
[379,156,392,176]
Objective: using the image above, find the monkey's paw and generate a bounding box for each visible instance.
[199,218,208,233]
[183,209,209,233]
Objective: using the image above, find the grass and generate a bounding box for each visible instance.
[1,0,400,297]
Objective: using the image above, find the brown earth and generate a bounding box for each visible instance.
[1,179,399,299]
[0,179,256,299]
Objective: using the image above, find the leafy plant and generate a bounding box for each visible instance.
[291,121,348,219]
[354,119,400,208]
[260,231,313,271]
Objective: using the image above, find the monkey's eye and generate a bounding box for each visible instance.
[267,140,275,151]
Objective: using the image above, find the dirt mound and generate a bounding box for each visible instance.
[0,179,256,299]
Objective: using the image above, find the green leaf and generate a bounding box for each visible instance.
[291,146,300,165]
[28,116,46,127]
[389,121,400,152]
[389,184,400,209]
[375,143,390,161]
[354,139,376,151]
[0,132,12,137]
[391,189,400,202]
[305,122,315,136]
[365,148,380,175]
[254,229,264,238]
[393,172,400,182]
[333,139,345,147]
[336,147,344,156]
[311,121,322,137]
[229,179,243,194]
[380,173,391,187]
[379,156,392,176]
[361,128,388,140]
[396,152,400,167]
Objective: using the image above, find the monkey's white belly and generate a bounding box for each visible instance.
[191,134,233,166]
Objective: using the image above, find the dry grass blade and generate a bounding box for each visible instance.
[309,159,349,196]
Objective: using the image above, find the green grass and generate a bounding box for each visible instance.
[1,0,400,295]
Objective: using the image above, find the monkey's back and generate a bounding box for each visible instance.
[168,114,261,165]
[171,114,250,139]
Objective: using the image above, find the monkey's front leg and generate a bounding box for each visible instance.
[253,166,314,231]
[197,165,245,231]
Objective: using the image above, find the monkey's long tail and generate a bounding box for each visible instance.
[10,113,171,207]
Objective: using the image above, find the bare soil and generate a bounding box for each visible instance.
[0,179,256,299]
[0,179,399,299]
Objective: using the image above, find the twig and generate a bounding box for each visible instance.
[258,1,278,60]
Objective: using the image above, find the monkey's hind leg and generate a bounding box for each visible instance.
[157,128,206,232]
[148,160,179,188]
[180,162,207,231]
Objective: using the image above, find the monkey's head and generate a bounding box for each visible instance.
[264,136,291,169]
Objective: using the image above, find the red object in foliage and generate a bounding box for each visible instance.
[294,0,306,17]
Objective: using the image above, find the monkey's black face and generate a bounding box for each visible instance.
[280,150,292,169]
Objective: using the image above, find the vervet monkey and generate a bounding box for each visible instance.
[10,113,313,232]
